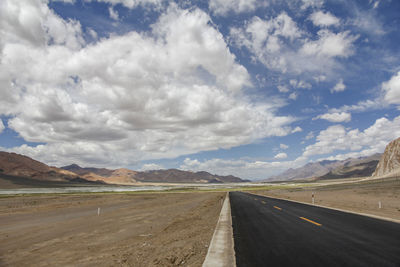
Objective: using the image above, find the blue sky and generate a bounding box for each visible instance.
[0,0,399,180]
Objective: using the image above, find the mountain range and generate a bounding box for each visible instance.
[0,151,246,187]
[266,153,382,182]
[61,164,246,184]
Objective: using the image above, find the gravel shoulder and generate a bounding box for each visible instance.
[251,177,400,221]
[0,192,224,266]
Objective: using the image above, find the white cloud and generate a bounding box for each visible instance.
[230,14,358,76]
[303,115,400,157]
[280,143,289,149]
[108,6,119,20]
[351,8,385,36]
[382,71,400,104]
[230,13,302,72]
[371,0,380,9]
[0,120,4,134]
[331,79,346,93]
[300,0,324,9]
[209,0,265,16]
[309,11,339,27]
[140,163,164,171]
[313,75,326,83]
[329,99,385,114]
[0,1,295,167]
[87,28,98,40]
[86,0,164,9]
[277,85,289,93]
[289,92,298,100]
[300,30,358,58]
[274,152,288,159]
[290,79,312,89]
[292,126,303,133]
[305,131,314,140]
[315,112,351,122]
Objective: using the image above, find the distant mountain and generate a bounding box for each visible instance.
[61,164,137,185]
[62,165,246,184]
[0,151,247,186]
[373,137,400,177]
[133,169,246,183]
[318,154,380,180]
[0,151,79,182]
[62,164,114,177]
[266,153,382,181]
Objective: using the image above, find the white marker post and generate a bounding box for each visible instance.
[378,201,382,209]
[98,207,100,216]
[312,192,315,205]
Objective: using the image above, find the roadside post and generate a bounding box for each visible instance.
[312,192,315,205]
[98,207,100,216]
[378,201,382,209]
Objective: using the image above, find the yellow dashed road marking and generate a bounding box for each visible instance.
[273,206,282,210]
[300,217,322,226]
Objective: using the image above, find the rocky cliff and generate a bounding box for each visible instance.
[372,137,400,177]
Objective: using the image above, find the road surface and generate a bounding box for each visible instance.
[230,191,400,267]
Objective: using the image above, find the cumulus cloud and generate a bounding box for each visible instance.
[309,11,339,27]
[0,120,4,134]
[382,71,400,104]
[280,143,289,149]
[300,0,324,9]
[140,163,164,171]
[303,115,400,157]
[329,99,385,114]
[315,112,351,122]
[277,85,289,93]
[0,1,295,167]
[230,13,358,76]
[331,79,346,93]
[289,92,298,100]
[108,6,119,20]
[305,131,314,140]
[300,30,358,58]
[274,152,288,159]
[209,0,265,16]
[290,79,312,89]
[292,126,303,133]
[86,0,164,9]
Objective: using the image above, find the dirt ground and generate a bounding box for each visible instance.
[0,192,225,266]
[251,177,400,221]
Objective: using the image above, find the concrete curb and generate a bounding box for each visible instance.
[249,192,400,224]
[202,192,236,267]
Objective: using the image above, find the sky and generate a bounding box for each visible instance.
[0,0,399,180]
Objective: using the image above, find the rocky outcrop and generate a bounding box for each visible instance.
[372,137,400,177]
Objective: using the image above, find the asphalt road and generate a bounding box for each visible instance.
[230,191,400,267]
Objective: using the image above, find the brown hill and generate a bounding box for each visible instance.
[266,154,382,181]
[62,165,246,184]
[61,164,114,177]
[134,169,245,183]
[0,151,78,182]
[62,164,137,184]
[0,151,246,186]
[317,154,380,180]
[373,137,400,177]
